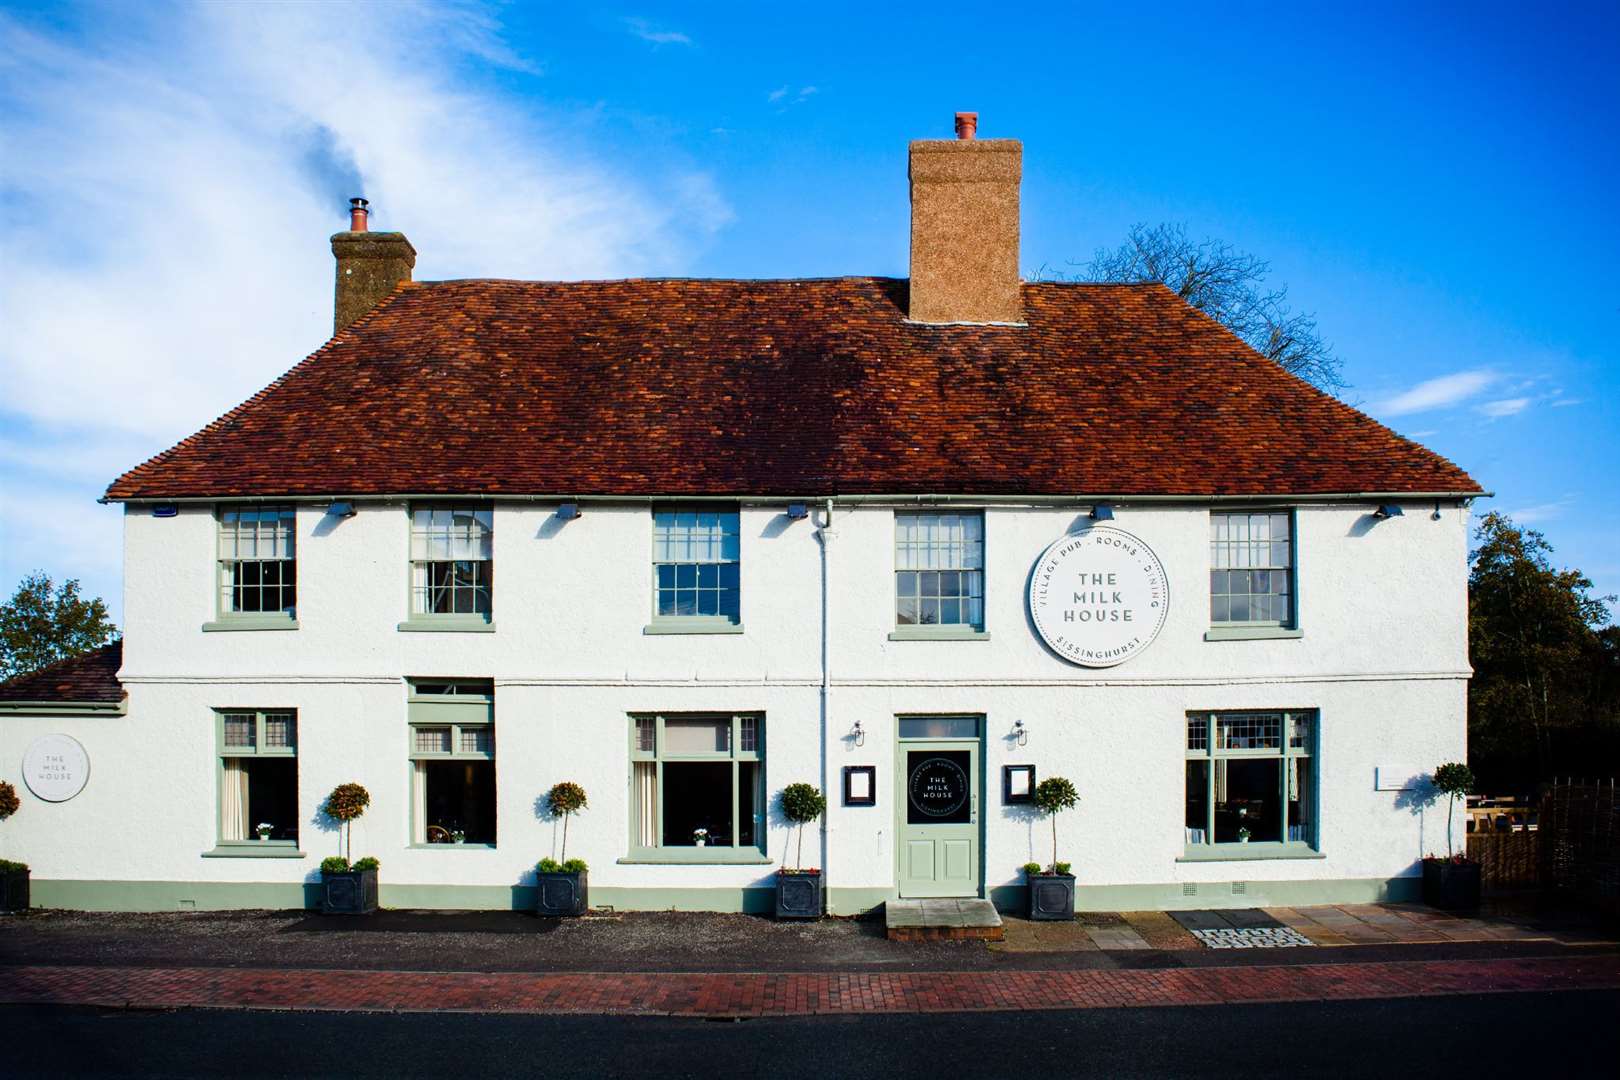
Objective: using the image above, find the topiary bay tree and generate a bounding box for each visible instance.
[546,781,588,866]
[779,782,826,871]
[1032,776,1080,873]
[1430,762,1474,860]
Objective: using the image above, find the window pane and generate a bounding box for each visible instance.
[263,713,295,749]
[1210,511,1292,625]
[663,717,730,755]
[1185,759,1210,844]
[1186,716,1208,752]
[1288,756,1314,843]
[738,761,759,847]
[1213,758,1282,843]
[895,513,984,628]
[1216,713,1282,751]
[242,758,298,843]
[897,716,978,739]
[421,760,496,844]
[459,727,493,755]
[414,727,451,754]
[635,717,656,753]
[222,713,256,749]
[661,761,734,846]
[738,716,758,753]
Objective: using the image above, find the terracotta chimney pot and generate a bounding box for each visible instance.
[954,112,978,140]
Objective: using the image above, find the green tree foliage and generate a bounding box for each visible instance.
[1032,776,1079,873]
[323,783,371,864]
[1469,513,1620,790]
[0,572,118,682]
[779,783,826,871]
[1430,762,1475,859]
[1078,223,1345,393]
[545,781,588,864]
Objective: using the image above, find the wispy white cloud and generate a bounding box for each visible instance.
[768,85,819,107]
[0,0,731,619]
[1374,370,1496,417]
[1478,397,1531,419]
[1502,497,1576,525]
[622,17,691,46]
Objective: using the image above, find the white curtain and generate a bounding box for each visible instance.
[412,763,428,845]
[634,763,658,847]
[221,759,249,841]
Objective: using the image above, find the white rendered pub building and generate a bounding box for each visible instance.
[0,116,1484,914]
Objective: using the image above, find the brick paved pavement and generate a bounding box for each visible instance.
[4,955,1619,1018]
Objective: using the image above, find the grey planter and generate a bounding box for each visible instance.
[1422,859,1481,911]
[0,866,29,913]
[536,870,588,917]
[775,870,822,919]
[320,867,379,915]
[1027,873,1075,921]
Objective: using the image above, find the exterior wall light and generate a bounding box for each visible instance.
[1374,504,1404,519]
[1090,503,1115,521]
[556,503,581,521]
[787,502,810,520]
[1013,719,1028,747]
[850,719,866,747]
[327,501,357,518]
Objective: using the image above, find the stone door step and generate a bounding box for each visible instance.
[885,899,1005,942]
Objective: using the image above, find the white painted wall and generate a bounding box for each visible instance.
[1,500,1472,908]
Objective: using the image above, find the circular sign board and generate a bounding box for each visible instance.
[1028,525,1170,667]
[22,734,90,802]
[908,756,969,819]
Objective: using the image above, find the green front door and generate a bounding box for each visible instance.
[896,717,982,898]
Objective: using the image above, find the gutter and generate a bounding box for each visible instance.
[102,490,1490,506]
[0,699,127,717]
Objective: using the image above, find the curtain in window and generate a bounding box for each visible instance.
[412,763,428,845]
[220,759,249,841]
[634,762,658,847]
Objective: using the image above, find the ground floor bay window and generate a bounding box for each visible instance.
[1185,710,1316,853]
[629,713,762,858]
[408,680,496,846]
[216,709,298,849]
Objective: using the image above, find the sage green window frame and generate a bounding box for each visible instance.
[404,504,494,629]
[211,505,298,629]
[892,511,987,638]
[1183,710,1319,860]
[1207,510,1299,638]
[623,713,766,864]
[647,508,742,633]
[407,680,496,848]
[211,708,301,856]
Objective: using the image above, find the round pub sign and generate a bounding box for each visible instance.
[22,733,90,802]
[1028,526,1170,667]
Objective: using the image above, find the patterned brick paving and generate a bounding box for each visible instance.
[4,956,1618,1018]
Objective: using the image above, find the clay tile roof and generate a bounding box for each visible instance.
[104,279,1480,499]
[0,641,124,706]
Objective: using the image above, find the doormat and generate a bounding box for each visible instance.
[1191,926,1314,949]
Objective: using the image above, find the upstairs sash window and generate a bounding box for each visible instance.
[652,510,740,624]
[895,512,984,629]
[410,506,493,619]
[1210,511,1294,627]
[218,506,296,617]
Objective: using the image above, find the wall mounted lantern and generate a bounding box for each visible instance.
[850,719,866,747]
[1012,719,1028,747]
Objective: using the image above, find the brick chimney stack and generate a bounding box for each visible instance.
[908,113,1022,324]
[331,197,416,334]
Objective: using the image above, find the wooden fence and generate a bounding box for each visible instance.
[1538,778,1620,917]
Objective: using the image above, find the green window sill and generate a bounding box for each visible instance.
[408,843,497,851]
[202,616,299,632]
[1204,626,1304,642]
[618,849,772,865]
[398,618,496,633]
[643,620,744,636]
[1176,843,1324,863]
[202,845,306,859]
[888,626,990,642]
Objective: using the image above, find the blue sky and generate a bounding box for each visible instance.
[2,1,1617,624]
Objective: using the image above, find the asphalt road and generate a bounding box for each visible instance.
[4,991,1612,1078]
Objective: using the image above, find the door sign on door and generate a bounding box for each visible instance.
[908,752,970,824]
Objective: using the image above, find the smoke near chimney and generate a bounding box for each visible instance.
[330,197,415,334]
[908,113,1022,325]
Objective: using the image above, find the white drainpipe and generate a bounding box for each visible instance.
[814,498,835,911]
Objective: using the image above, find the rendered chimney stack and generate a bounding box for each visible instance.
[330,196,416,334]
[908,112,1022,324]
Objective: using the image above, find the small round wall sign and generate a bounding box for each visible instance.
[1028,525,1170,667]
[22,733,90,802]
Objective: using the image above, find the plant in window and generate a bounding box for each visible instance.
[692,827,709,847]
[255,822,274,842]
[1032,777,1079,874]
[778,783,826,873]
[544,781,588,864]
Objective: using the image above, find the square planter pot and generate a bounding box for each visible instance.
[536,870,588,917]
[320,867,379,915]
[775,870,822,920]
[1027,873,1076,921]
[0,866,29,913]
[1422,859,1481,911]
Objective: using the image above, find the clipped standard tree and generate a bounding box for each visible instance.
[1027,776,1080,921]
[320,782,378,915]
[0,780,25,912]
[536,781,589,917]
[776,782,827,919]
[1422,762,1480,911]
